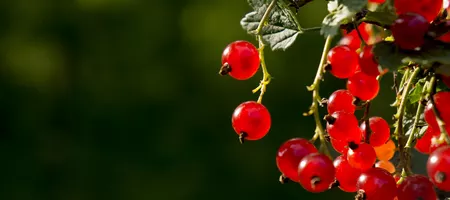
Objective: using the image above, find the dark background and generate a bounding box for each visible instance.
[0,0,428,200]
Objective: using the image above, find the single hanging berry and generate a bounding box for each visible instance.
[333,155,362,192]
[391,13,429,50]
[416,126,440,154]
[397,175,437,200]
[375,160,395,174]
[374,140,396,161]
[347,142,377,170]
[297,153,335,193]
[424,92,450,130]
[325,111,362,144]
[220,41,260,80]
[326,45,359,79]
[327,89,356,114]
[276,138,318,182]
[360,117,391,147]
[427,145,450,191]
[359,45,380,77]
[394,0,443,22]
[347,71,380,101]
[357,168,397,200]
[231,101,271,143]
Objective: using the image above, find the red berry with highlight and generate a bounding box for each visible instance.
[391,13,429,50]
[327,89,356,114]
[334,155,362,192]
[359,45,380,77]
[427,145,450,191]
[424,92,450,130]
[361,117,391,147]
[397,175,437,200]
[347,143,377,170]
[232,101,271,141]
[331,138,348,154]
[347,71,380,101]
[394,0,443,22]
[415,126,440,154]
[357,168,397,200]
[276,138,318,182]
[327,45,359,79]
[298,153,335,193]
[221,41,260,80]
[326,111,362,143]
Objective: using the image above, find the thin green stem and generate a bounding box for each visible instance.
[405,80,429,149]
[301,27,322,32]
[394,67,420,176]
[254,0,277,35]
[307,36,333,156]
[353,21,367,48]
[252,0,277,103]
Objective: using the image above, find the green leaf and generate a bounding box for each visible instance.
[408,78,425,104]
[373,41,450,72]
[241,1,302,51]
[363,10,396,28]
[320,0,367,37]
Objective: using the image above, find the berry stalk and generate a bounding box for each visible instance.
[394,67,421,177]
[251,0,276,103]
[306,35,333,156]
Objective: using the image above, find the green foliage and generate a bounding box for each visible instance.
[241,0,302,50]
[320,0,367,37]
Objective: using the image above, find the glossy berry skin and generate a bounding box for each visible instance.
[415,126,440,154]
[424,92,450,130]
[331,138,348,154]
[298,153,335,193]
[326,111,362,143]
[375,160,395,174]
[359,46,380,77]
[276,138,318,182]
[231,101,271,141]
[357,168,397,200]
[334,155,362,192]
[397,175,438,200]
[327,45,359,79]
[374,140,396,161]
[338,23,371,51]
[430,136,448,153]
[360,117,391,147]
[347,71,380,101]
[327,89,356,114]
[427,145,450,191]
[347,143,377,170]
[391,13,430,50]
[394,0,443,22]
[221,41,260,80]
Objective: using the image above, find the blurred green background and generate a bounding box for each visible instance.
[0,0,428,200]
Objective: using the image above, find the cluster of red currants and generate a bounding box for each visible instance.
[219,0,450,199]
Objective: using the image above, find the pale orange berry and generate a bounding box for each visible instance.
[374,140,396,161]
[375,160,396,174]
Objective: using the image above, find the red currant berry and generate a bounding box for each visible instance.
[298,153,335,193]
[327,89,356,114]
[327,45,359,78]
[427,145,450,191]
[357,168,397,200]
[331,138,348,154]
[375,160,396,174]
[360,117,391,147]
[347,71,380,101]
[394,0,443,22]
[359,45,380,77]
[231,101,271,142]
[430,136,448,153]
[326,111,362,143]
[424,92,450,130]
[415,126,440,154]
[397,175,437,200]
[276,138,318,182]
[220,41,260,80]
[391,13,430,50]
[338,23,371,51]
[347,142,377,170]
[334,155,362,192]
